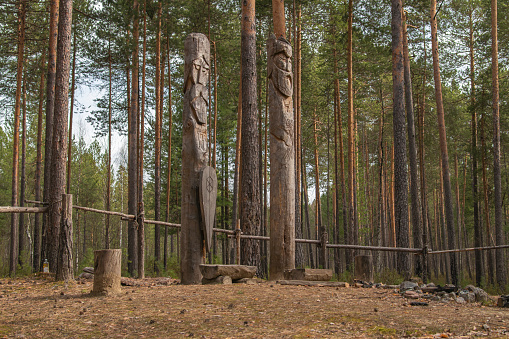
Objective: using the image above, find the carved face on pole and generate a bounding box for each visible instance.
[268,36,293,98]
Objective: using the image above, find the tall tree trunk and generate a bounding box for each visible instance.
[52,0,73,281]
[272,0,285,39]
[302,153,315,268]
[294,0,304,269]
[481,116,494,285]
[33,51,46,272]
[377,88,386,272]
[241,0,261,274]
[128,0,139,277]
[165,42,172,269]
[10,0,26,276]
[18,74,27,268]
[469,6,482,287]
[430,0,458,286]
[491,0,506,288]
[403,10,422,276]
[105,35,113,249]
[419,19,430,282]
[153,0,162,274]
[346,0,357,269]
[42,0,60,272]
[66,32,76,194]
[313,109,324,268]
[391,0,410,277]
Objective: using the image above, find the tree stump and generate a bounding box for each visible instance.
[92,249,122,296]
[354,255,373,283]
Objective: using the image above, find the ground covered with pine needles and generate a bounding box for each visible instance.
[1,276,508,338]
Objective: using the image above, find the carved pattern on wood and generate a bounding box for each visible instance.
[267,34,295,280]
[181,33,210,284]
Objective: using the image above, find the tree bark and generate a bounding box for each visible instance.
[403,10,422,276]
[468,6,482,287]
[66,32,76,194]
[51,0,73,280]
[154,0,162,273]
[128,0,139,277]
[18,74,27,268]
[56,194,73,281]
[240,0,261,275]
[346,0,357,270]
[33,51,46,272]
[430,0,458,286]
[491,0,506,288]
[165,42,172,269]
[272,0,286,39]
[391,0,410,277]
[42,0,60,272]
[9,0,26,276]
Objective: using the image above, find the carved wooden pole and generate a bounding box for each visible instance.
[181,33,210,284]
[268,35,295,280]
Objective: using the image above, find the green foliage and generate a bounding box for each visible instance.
[375,269,405,285]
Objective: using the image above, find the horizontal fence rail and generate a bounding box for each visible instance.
[5,201,509,257]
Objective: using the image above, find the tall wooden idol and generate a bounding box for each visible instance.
[267,35,295,280]
[181,33,211,284]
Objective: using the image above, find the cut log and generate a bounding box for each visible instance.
[234,278,260,284]
[199,264,256,280]
[91,249,122,296]
[202,275,232,285]
[284,268,332,281]
[277,280,349,288]
[83,267,94,274]
[354,255,373,283]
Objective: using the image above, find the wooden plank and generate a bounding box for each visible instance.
[284,268,332,281]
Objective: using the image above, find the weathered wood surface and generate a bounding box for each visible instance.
[201,275,233,285]
[268,34,295,280]
[92,249,122,296]
[199,166,217,252]
[199,264,256,280]
[181,33,210,284]
[354,255,373,283]
[277,280,350,288]
[0,206,48,213]
[284,268,332,281]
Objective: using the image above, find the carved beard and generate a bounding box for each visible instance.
[273,68,293,97]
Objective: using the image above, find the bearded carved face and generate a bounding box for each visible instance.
[272,51,293,97]
[268,36,293,98]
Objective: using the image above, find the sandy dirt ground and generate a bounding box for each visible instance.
[1,276,508,338]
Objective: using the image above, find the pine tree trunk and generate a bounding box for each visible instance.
[165,41,172,270]
[430,0,458,286]
[128,0,139,277]
[52,0,73,281]
[241,0,261,275]
[42,0,60,272]
[10,0,26,276]
[468,7,482,287]
[491,0,506,288]
[33,51,46,272]
[481,116,494,285]
[313,110,324,268]
[346,0,357,269]
[154,0,162,274]
[391,0,410,277]
[403,10,422,276]
[105,35,113,250]
[66,32,76,195]
[18,74,27,268]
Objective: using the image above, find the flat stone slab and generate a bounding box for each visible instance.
[199,264,256,280]
[283,268,333,281]
[277,280,349,288]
